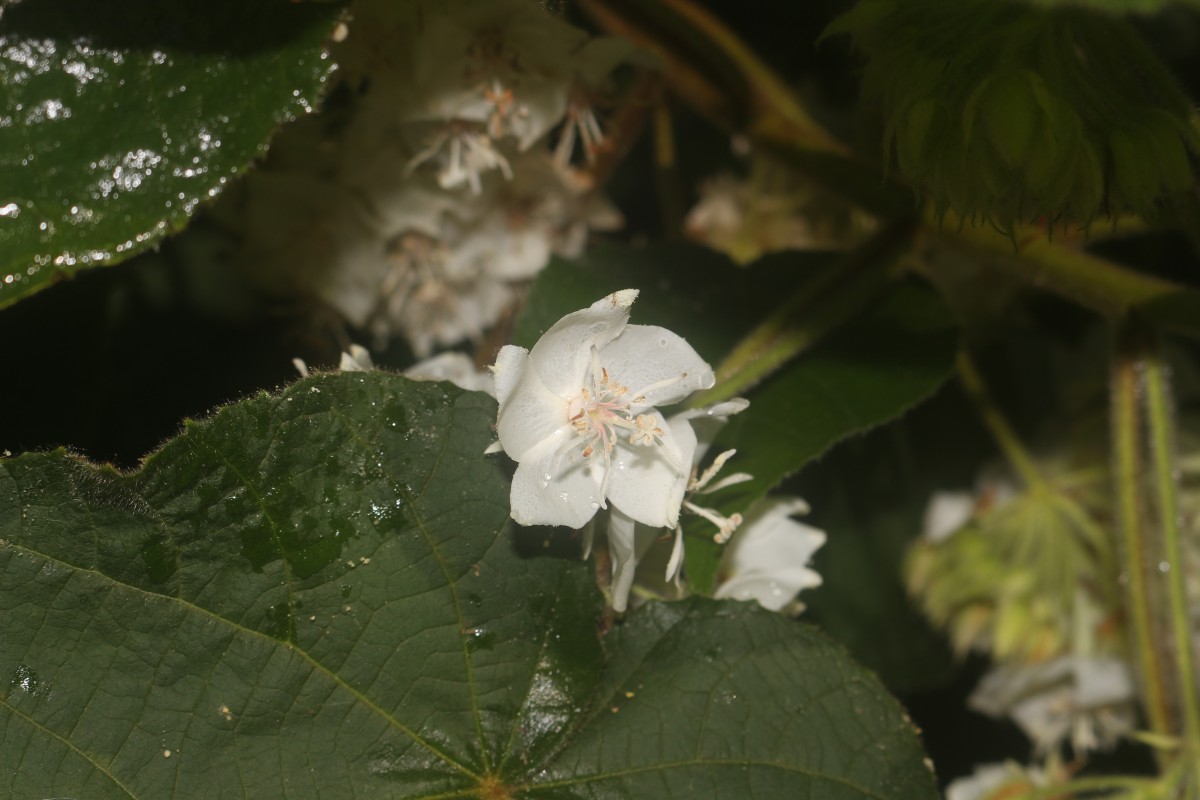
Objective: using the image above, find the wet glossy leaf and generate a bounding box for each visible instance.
[0,0,340,308]
[1,373,937,798]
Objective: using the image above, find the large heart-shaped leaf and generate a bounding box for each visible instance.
[1,373,937,798]
[0,0,340,308]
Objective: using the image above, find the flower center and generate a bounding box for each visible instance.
[567,365,661,460]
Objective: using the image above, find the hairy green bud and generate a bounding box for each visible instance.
[830,0,1200,228]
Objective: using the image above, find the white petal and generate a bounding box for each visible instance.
[508,437,603,528]
[598,325,714,408]
[607,507,638,613]
[668,414,699,477]
[672,397,750,422]
[721,497,823,575]
[922,490,975,543]
[714,496,825,611]
[1070,657,1136,708]
[491,345,529,407]
[406,352,493,395]
[665,525,685,582]
[582,519,596,560]
[339,344,374,372]
[528,290,638,397]
[605,411,690,529]
[715,567,822,611]
[497,360,571,461]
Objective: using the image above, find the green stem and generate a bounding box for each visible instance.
[689,221,915,408]
[936,215,1200,327]
[1112,324,1174,741]
[955,352,1047,492]
[652,101,685,238]
[1144,332,1200,789]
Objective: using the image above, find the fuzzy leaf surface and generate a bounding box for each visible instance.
[1,373,936,798]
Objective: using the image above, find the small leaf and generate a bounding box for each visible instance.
[0,0,341,307]
[1,373,938,798]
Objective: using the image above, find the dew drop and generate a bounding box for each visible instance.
[559,492,569,502]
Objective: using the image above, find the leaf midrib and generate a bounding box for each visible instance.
[3,537,478,779]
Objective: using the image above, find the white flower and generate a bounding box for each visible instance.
[714,497,826,612]
[492,290,714,530]
[405,352,495,396]
[968,656,1137,754]
[945,762,1047,800]
[202,0,634,359]
[602,399,751,613]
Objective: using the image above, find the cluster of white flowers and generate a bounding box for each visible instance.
[213,0,632,356]
[917,468,1138,778]
[489,290,825,612]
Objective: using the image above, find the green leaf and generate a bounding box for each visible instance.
[688,285,957,590]
[529,598,939,799]
[0,0,340,308]
[513,242,815,363]
[2,373,937,798]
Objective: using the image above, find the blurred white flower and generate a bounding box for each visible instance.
[945,762,1047,800]
[398,0,589,149]
[291,344,374,377]
[406,126,513,195]
[714,497,826,612]
[492,290,713,532]
[969,656,1137,754]
[339,344,375,372]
